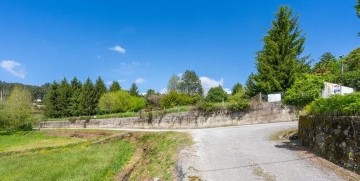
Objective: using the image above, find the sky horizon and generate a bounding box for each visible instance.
[0,0,359,93]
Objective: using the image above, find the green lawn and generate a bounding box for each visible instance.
[0,140,135,181]
[0,131,84,153]
[0,130,191,181]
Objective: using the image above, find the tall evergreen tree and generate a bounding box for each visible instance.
[69,77,82,116]
[179,70,203,96]
[95,77,107,100]
[249,6,310,94]
[58,78,72,117]
[44,82,61,118]
[79,78,97,116]
[109,81,121,92]
[231,83,244,95]
[129,83,139,96]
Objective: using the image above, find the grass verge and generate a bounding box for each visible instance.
[0,131,85,153]
[0,129,192,181]
[127,132,192,181]
[0,139,135,181]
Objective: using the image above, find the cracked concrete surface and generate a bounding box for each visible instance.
[178,122,344,181]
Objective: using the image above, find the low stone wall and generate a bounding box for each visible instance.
[299,115,360,173]
[40,102,296,129]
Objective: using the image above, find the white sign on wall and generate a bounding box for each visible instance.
[268,93,282,102]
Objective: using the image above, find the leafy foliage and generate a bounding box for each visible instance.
[227,86,250,111]
[0,87,35,131]
[312,52,341,81]
[283,74,324,107]
[205,86,228,103]
[249,6,310,94]
[167,74,180,92]
[345,47,360,72]
[338,70,360,91]
[305,92,360,116]
[98,90,146,113]
[160,91,194,109]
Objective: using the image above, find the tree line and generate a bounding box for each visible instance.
[0,81,49,101]
[44,77,141,118]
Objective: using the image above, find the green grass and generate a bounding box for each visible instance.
[0,131,84,153]
[0,140,135,181]
[0,129,191,180]
[129,132,192,181]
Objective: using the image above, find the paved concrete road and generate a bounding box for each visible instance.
[178,122,344,181]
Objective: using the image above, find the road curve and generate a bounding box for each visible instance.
[178,122,344,181]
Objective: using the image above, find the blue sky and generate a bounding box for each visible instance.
[0,0,359,93]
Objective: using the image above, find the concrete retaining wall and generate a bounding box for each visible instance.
[299,115,360,173]
[40,102,296,129]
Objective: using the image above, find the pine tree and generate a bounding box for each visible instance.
[109,81,121,92]
[231,83,244,95]
[58,78,72,117]
[69,77,82,116]
[95,77,107,101]
[178,70,203,96]
[79,78,97,116]
[250,6,310,94]
[44,82,61,118]
[129,83,139,96]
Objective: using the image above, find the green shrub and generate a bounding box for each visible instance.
[205,86,228,103]
[160,91,194,109]
[283,74,324,107]
[227,88,250,111]
[196,102,224,114]
[305,92,360,116]
[98,90,146,113]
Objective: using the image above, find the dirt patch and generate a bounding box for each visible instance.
[250,163,277,181]
[270,128,298,141]
[43,129,118,139]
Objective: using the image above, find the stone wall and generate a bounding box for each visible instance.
[299,115,360,173]
[40,102,296,129]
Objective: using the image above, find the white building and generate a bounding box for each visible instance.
[322,82,354,98]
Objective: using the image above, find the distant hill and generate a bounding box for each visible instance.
[0,81,50,101]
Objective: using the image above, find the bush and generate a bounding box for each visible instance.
[196,101,224,114]
[305,92,360,116]
[283,74,324,107]
[205,86,228,103]
[227,87,250,111]
[0,87,35,131]
[98,90,146,114]
[160,91,194,109]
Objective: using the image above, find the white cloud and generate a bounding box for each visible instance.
[224,88,232,94]
[0,60,26,78]
[200,76,224,92]
[160,88,167,94]
[135,78,145,84]
[109,45,126,54]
